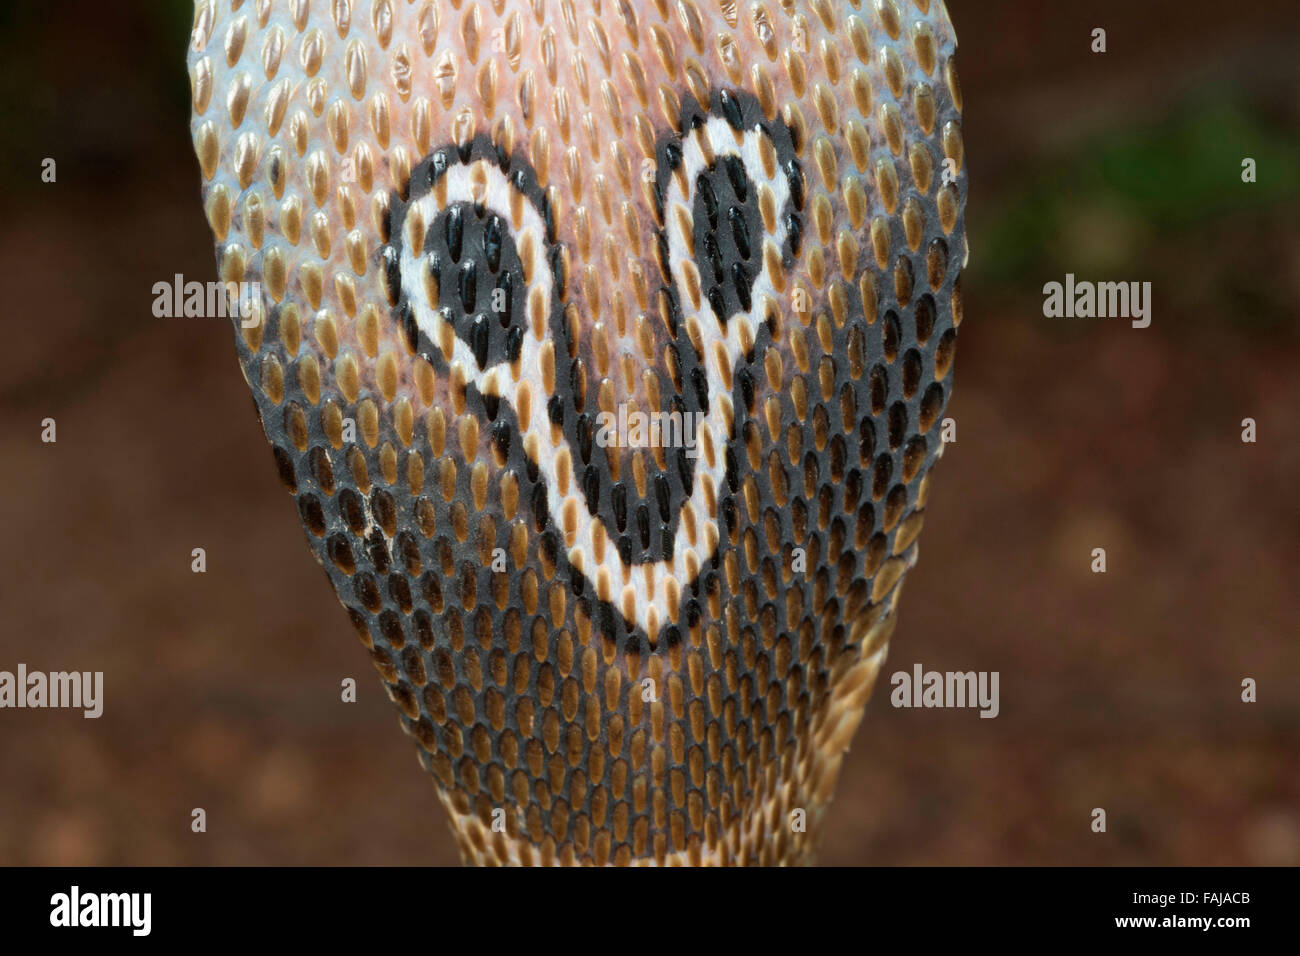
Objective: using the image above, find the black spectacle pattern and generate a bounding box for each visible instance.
[382,89,806,646]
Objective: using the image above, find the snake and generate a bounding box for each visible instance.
[186,0,967,865]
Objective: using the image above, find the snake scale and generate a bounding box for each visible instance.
[186,0,967,865]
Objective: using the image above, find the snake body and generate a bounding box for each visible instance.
[187,0,966,865]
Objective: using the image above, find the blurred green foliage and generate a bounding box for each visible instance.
[976,87,1299,331]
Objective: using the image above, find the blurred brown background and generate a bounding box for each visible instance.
[0,0,1296,865]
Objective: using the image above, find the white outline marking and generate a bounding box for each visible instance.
[400,120,788,642]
